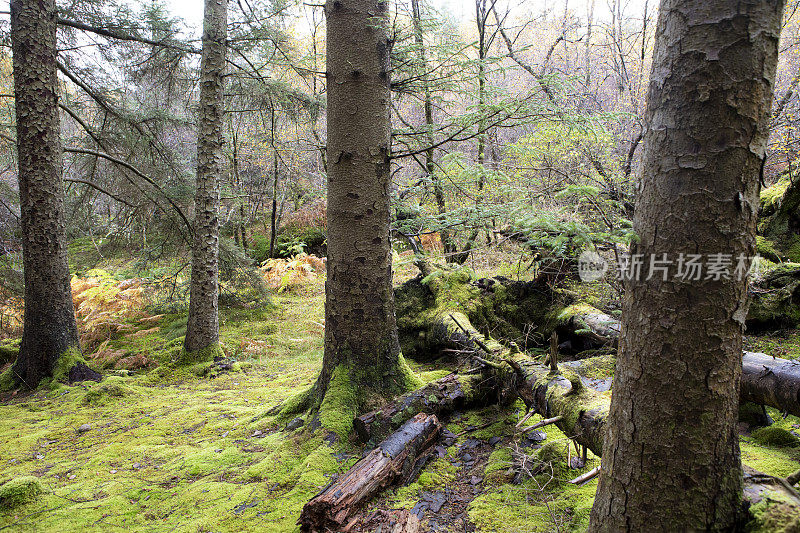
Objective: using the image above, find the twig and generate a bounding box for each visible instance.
[549,331,559,374]
[449,313,494,354]
[568,465,601,485]
[522,415,563,433]
[516,410,535,428]
[473,355,504,369]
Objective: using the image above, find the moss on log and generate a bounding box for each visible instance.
[299,413,441,532]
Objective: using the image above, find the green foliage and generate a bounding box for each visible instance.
[273,227,326,259]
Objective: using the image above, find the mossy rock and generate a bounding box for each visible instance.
[748,263,800,329]
[0,476,42,509]
[752,427,800,447]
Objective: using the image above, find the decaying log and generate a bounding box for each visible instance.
[508,356,608,456]
[354,372,495,443]
[741,351,800,417]
[555,304,620,352]
[299,413,441,532]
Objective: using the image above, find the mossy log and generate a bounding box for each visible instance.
[509,356,608,455]
[355,310,514,443]
[747,263,800,329]
[354,372,494,443]
[395,260,558,358]
[555,304,620,352]
[299,413,441,532]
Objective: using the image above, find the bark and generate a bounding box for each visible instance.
[184,0,227,355]
[10,0,80,388]
[299,413,441,532]
[268,105,279,258]
[590,2,785,529]
[316,0,406,402]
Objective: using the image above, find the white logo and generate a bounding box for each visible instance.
[578,251,608,282]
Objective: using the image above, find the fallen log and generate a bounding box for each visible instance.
[299,413,441,532]
[354,372,495,443]
[553,304,800,418]
[741,351,800,417]
[508,356,608,456]
[555,304,620,352]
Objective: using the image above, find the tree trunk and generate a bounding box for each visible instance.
[589,2,785,531]
[10,0,80,388]
[311,0,414,430]
[184,0,226,358]
[410,0,455,259]
[268,104,279,259]
[299,413,441,532]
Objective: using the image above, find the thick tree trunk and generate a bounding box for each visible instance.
[314,0,411,416]
[299,413,441,532]
[184,0,227,357]
[10,0,80,388]
[589,2,785,531]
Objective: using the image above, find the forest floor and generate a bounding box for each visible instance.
[1,247,800,532]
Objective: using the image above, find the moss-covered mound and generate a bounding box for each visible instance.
[394,266,559,359]
[759,176,800,263]
[0,477,42,510]
[748,263,800,329]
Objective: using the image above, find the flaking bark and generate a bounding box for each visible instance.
[315,0,408,401]
[589,1,786,530]
[185,0,227,355]
[10,0,80,387]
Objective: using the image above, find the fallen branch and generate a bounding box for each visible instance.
[522,415,564,433]
[299,413,441,532]
[568,465,601,485]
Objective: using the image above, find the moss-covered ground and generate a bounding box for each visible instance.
[2,243,800,531]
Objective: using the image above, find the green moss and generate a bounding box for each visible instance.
[176,341,224,365]
[0,344,18,365]
[575,354,616,379]
[0,367,14,392]
[747,496,800,532]
[51,347,88,383]
[391,455,458,508]
[0,476,43,509]
[82,378,138,406]
[745,331,800,361]
[318,365,360,437]
[484,446,514,485]
[757,236,782,263]
[752,427,800,447]
[184,446,248,477]
[761,177,790,217]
